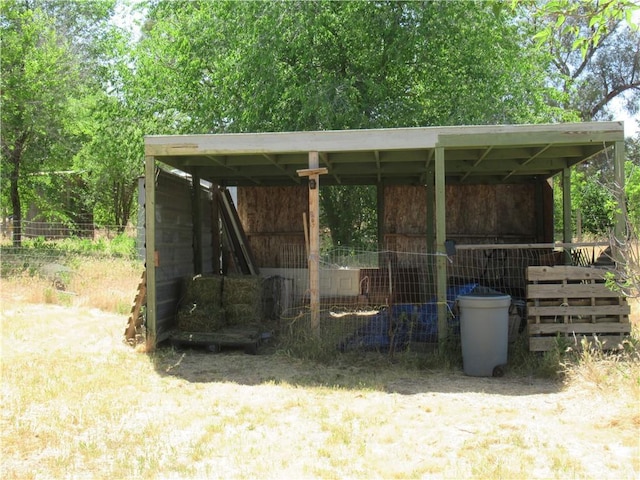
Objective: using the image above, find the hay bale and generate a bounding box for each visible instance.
[223,275,263,327]
[181,275,223,308]
[223,275,262,305]
[225,303,261,326]
[176,275,225,332]
[177,305,226,332]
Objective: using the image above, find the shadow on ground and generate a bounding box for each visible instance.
[151,338,562,397]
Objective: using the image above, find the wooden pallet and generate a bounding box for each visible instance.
[124,271,146,344]
[168,327,262,354]
[527,266,630,352]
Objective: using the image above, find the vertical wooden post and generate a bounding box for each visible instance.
[191,168,202,275]
[297,157,328,338]
[426,167,435,254]
[426,167,435,301]
[211,184,221,274]
[435,146,448,348]
[144,155,157,350]
[377,183,385,252]
[576,209,582,243]
[613,140,626,265]
[562,167,572,263]
[309,152,320,336]
[535,180,545,242]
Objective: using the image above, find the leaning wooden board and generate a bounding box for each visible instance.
[527,265,631,352]
[168,327,262,354]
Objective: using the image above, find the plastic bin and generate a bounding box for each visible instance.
[458,293,511,377]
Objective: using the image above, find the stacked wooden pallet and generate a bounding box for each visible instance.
[527,265,631,352]
[124,271,147,345]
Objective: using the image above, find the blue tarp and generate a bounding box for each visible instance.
[339,283,478,351]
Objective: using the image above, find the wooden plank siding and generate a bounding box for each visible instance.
[150,170,215,342]
[237,186,307,267]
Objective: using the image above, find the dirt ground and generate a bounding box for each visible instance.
[1,294,639,478]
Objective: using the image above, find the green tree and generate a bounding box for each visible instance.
[625,133,640,229]
[136,0,562,247]
[530,0,640,120]
[526,0,639,241]
[73,22,152,231]
[0,0,116,245]
[1,1,76,245]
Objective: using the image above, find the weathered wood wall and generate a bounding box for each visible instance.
[383,183,548,251]
[237,183,552,271]
[152,170,216,341]
[238,186,308,267]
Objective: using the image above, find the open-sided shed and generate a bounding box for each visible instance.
[142,122,626,348]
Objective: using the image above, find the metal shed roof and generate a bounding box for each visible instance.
[144,122,625,186]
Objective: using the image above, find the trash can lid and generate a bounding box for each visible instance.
[457,293,511,305]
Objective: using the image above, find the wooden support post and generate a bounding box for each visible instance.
[426,167,435,254]
[435,146,448,348]
[144,155,157,350]
[377,183,384,252]
[535,180,545,242]
[562,167,572,263]
[211,184,221,274]
[297,158,328,337]
[613,140,626,265]
[191,168,202,275]
[426,167,435,301]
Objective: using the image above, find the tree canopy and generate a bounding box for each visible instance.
[1,0,638,246]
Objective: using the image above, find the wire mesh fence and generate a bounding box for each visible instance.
[2,220,617,356]
[272,242,612,354]
[1,222,141,279]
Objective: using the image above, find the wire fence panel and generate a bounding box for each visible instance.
[1,223,141,280]
[273,243,612,353]
[2,220,615,355]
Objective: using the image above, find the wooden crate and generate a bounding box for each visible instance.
[527,266,630,352]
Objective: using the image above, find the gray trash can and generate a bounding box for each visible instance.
[458,293,511,377]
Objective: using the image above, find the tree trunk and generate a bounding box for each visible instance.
[5,136,27,247]
[10,173,22,247]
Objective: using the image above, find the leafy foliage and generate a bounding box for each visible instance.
[525,0,640,120]
[2,0,638,247]
[136,0,564,246]
[0,0,116,243]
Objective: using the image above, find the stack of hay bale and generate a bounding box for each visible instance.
[177,275,225,332]
[176,274,263,332]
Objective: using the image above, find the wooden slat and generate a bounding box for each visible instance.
[529,335,628,352]
[527,265,615,282]
[527,304,630,317]
[527,283,622,298]
[526,264,629,352]
[124,271,147,342]
[528,323,631,335]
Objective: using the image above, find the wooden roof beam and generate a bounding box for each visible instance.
[205,155,262,185]
[460,146,494,182]
[420,149,435,184]
[262,154,300,184]
[521,144,552,166]
[503,145,561,181]
[320,152,341,184]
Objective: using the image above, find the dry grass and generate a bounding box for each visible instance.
[0,257,141,313]
[1,258,639,479]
